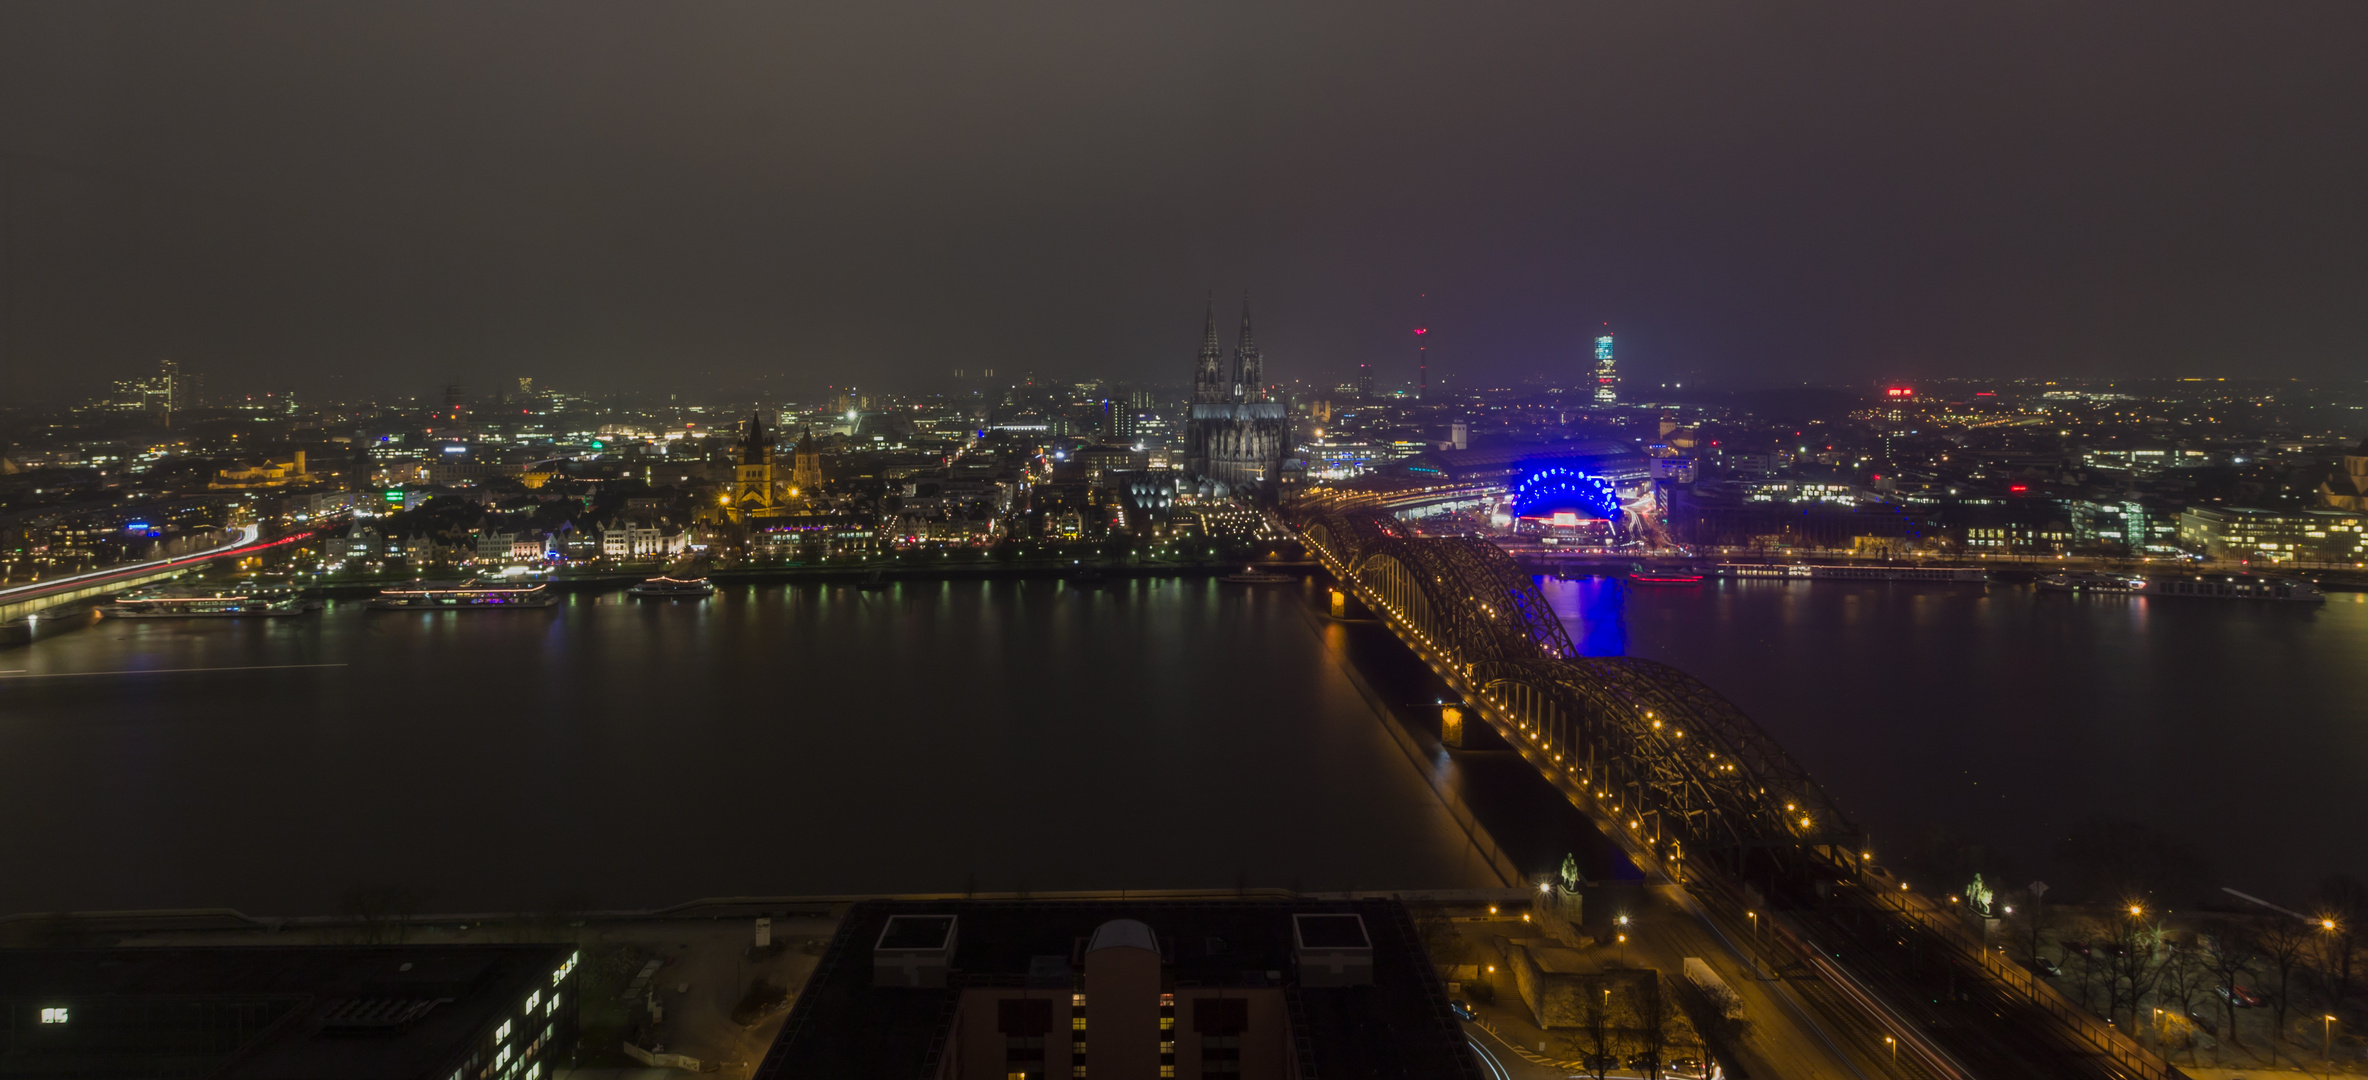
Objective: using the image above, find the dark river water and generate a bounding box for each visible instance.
[1542,576,2368,907]
[1,575,2360,916]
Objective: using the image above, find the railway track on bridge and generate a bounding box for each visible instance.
[1291,506,2185,1080]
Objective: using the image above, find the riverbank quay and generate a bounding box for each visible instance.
[301,557,1322,596]
[1514,549,2368,590]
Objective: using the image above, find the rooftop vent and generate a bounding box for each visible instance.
[317,997,446,1033]
[874,915,958,988]
[1292,913,1373,987]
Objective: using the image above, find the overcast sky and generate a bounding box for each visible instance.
[2,2,2363,402]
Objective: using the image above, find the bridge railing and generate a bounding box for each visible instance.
[1868,882,2186,1080]
[1296,508,2188,1080]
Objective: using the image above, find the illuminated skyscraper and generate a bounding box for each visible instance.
[1593,330,1618,405]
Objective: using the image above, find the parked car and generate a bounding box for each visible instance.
[2023,956,2062,978]
[1579,1053,1621,1073]
[1448,999,1476,1021]
[2062,940,2092,957]
[2217,984,2264,1008]
[1666,1055,1710,1079]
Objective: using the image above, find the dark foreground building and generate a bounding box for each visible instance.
[755,898,1476,1080]
[0,944,579,1080]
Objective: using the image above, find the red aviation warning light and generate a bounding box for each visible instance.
[1885,387,1915,398]
[1414,328,1427,335]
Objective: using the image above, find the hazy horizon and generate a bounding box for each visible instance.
[4,2,2365,403]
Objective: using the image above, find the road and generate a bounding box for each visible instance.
[0,519,348,622]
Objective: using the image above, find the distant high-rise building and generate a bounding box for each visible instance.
[1593,330,1618,405]
[155,358,183,426]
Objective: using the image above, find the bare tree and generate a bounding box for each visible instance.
[2101,908,2167,1029]
[2255,917,2314,1061]
[1632,975,1671,1080]
[2314,874,2363,1006]
[2153,938,2209,1066]
[2198,921,2255,1052]
[1582,979,1613,1080]
[2013,881,2055,962]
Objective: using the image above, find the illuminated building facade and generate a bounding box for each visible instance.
[789,426,824,496]
[1184,298,1288,499]
[1593,331,1618,405]
[2322,438,2368,512]
[0,944,579,1080]
[2179,505,2368,564]
[756,899,1465,1080]
[730,411,780,519]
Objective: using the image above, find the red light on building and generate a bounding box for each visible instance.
[2009,484,2028,494]
[1414,327,1427,335]
[1886,387,1914,398]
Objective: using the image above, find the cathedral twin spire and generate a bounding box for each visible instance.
[1193,293,1264,404]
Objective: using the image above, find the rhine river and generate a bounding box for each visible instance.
[1,576,2361,915]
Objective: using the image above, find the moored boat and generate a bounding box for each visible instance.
[2037,572,2148,594]
[1220,567,1295,584]
[109,583,317,617]
[1626,563,1703,585]
[2148,575,2324,602]
[368,579,559,610]
[627,575,715,598]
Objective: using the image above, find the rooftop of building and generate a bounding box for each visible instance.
[0,943,571,1080]
[753,897,1477,1080]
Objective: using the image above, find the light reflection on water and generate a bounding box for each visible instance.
[1537,576,2368,903]
[0,579,1497,914]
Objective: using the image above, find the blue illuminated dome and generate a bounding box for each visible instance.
[1510,465,1621,521]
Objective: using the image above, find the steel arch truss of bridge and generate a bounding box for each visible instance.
[1298,510,1866,886]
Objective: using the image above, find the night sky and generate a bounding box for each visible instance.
[2,2,2363,401]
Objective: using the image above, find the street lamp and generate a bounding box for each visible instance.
[2327,1015,2339,1077]
[1746,910,1762,978]
[1885,1035,1896,1065]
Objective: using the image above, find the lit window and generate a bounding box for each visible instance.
[525,991,541,1015]
[40,1007,67,1024]
[496,1021,512,1043]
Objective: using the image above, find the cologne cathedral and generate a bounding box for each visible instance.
[1184,297,1288,501]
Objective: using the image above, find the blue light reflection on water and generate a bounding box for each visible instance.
[1551,574,1629,658]
[1534,574,2368,904]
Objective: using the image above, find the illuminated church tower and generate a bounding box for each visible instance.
[1184,295,1288,500]
[731,411,779,519]
[789,426,823,498]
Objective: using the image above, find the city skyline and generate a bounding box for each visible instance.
[4,7,2365,1078]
